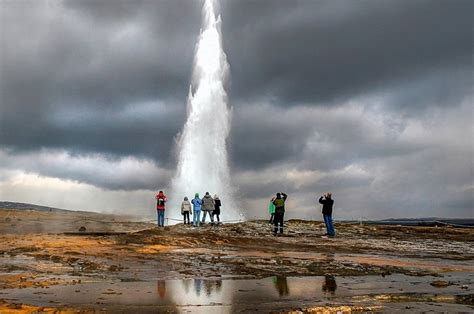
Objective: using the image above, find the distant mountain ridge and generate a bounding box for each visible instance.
[0,201,93,214]
[2,201,472,226]
[364,218,474,227]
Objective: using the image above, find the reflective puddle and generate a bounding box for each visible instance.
[1,273,473,313]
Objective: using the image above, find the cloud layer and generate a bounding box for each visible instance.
[1,0,472,218]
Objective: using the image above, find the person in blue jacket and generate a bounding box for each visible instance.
[191,193,203,227]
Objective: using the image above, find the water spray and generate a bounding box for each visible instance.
[169,0,243,222]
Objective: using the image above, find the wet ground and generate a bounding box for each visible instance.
[0,208,473,313]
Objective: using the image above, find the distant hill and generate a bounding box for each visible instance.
[365,218,474,227]
[0,201,95,214]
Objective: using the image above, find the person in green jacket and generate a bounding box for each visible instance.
[268,197,276,223]
[272,192,287,235]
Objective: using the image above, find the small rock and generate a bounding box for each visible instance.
[460,285,469,290]
[430,280,450,288]
[7,303,22,309]
[108,265,120,272]
[78,226,87,232]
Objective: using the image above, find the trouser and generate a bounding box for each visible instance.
[201,210,214,223]
[273,211,284,234]
[183,212,190,224]
[193,210,201,226]
[212,212,220,222]
[269,214,274,223]
[157,210,165,227]
[323,214,335,236]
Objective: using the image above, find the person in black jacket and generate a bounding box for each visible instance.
[319,193,335,237]
[272,192,288,235]
[213,195,221,224]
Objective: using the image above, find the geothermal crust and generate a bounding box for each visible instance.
[0,208,473,312]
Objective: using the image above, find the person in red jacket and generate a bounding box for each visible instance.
[155,190,167,227]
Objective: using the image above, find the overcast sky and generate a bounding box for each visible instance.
[0,0,472,220]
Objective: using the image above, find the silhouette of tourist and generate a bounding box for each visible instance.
[319,193,335,237]
[268,196,276,224]
[181,196,192,225]
[194,278,203,296]
[191,193,202,227]
[213,195,221,224]
[155,190,167,227]
[322,275,337,295]
[182,278,192,294]
[201,192,215,224]
[204,280,213,296]
[273,276,289,296]
[215,279,222,293]
[202,279,223,296]
[272,192,287,235]
[157,280,166,299]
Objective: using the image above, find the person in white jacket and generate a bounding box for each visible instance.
[181,196,192,225]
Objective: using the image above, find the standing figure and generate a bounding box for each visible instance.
[201,192,215,224]
[181,196,192,225]
[155,190,167,227]
[191,193,202,227]
[213,195,221,224]
[272,192,287,235]
[268,197,276,223]
[319,193,335,237]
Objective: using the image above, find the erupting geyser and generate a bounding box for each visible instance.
[169,0,242,222]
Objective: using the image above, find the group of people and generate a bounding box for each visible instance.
[182,192,222,226]
[268,192,335,237]
[156,189,335,237]
[154,190,222,227]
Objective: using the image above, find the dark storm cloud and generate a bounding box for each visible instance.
[0,0,472,219]
[1,0,472,167]
[1,104,185,164]
[0,149,172,191]
[229,104,314,169]
[221,0,473,107]
[229,104,422,172]
[0,0,200,163]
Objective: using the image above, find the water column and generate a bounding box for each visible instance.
[169,0,242,223]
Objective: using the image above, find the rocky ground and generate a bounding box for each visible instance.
[0,208,473,313]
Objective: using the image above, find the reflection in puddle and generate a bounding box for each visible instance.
[322,275,337,295]
[273,276,289,296]
[1,273,473,313]
[156,280,166,299]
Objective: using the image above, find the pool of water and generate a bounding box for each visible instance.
[1,273,473,313]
